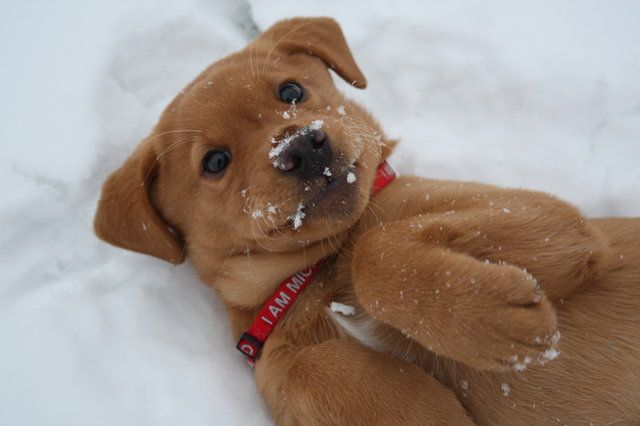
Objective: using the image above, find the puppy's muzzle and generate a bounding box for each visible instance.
[276,128,332,179]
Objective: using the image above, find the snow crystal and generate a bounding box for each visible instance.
[309,119,324,130]
[291,203,305,229]
[329,302,355,316]
[502,207,511,213]
[337,105,346,115]
[460,380,469,391]
[514,362,527,372]
[346,172,356,183]
[269,135,294,160]
[282,111,290,119]
[543,348,559,361]
[251,210,263,219]
[323,167,332,177]
[501,383,511,397]
[269,120,324,162]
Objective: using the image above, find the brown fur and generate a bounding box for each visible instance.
[94,17,640,425]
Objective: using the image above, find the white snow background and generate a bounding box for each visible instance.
[1,1,639,424]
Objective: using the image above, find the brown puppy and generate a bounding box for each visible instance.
[94,17,640,425]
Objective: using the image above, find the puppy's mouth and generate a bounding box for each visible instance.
[275,163,360,233]
[306,165,359,217]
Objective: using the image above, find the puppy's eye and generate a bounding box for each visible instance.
[202,149,230,175]
[278,82,304,104]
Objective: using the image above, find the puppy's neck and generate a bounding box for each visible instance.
[197,233,348,310]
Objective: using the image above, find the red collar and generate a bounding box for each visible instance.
[236,161,396,365]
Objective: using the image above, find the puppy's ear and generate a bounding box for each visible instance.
[94,141,185,265]
[258,17,367,88]
[381,138,399,160]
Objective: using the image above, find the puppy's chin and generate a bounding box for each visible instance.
[253,171,366,252]
[303,169,359,223]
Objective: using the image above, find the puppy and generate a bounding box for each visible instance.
[94,17,640,425]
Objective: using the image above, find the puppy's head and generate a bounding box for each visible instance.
[95,17,394,268]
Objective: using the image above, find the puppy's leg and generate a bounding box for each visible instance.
[374,179,611,301]
[442,197,611,301]
[352,219,559,371]
[256,338,473,426]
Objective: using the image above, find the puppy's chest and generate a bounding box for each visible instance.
[322,270,427,364]
[283,254,414,359]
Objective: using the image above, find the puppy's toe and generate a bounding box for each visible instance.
[473,265,560,371]
[495,273,560,370]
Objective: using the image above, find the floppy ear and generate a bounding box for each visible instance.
[381,138,399,160]
[257,17,367,88]
[94,141,185,264]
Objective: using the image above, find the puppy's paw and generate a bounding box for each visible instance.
[464,264,560,371]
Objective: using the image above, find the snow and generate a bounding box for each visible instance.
[501,383,511,397]
[309,119,324,130]
[291,203,306,229]
[346,172,357,183]
[330,302,356,316]
[269,134,295,159]
[1,1,639,425]
[543,348,560,361]
[269,119,324,160]
[514,363,527,372]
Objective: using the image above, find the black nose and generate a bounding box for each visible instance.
[274,128,332,179]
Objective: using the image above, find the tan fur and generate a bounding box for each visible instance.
[94,17,640,425]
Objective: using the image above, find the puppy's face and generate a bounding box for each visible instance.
[95,18,391,268]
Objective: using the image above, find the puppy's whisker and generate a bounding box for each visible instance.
[318,237,328,262]
[323,219,341,255]
[142,129,203,145]
[301,240,308,270]
[242,247,261,305]
[253,193,280,247]
[368,199,390,219]
[154,136,198,159]
[142,136,199,186]
[246,195,276,250]
[364,204,384,228]
[213,240,240,290]
[259,21,314,76]
[249,42,256,79]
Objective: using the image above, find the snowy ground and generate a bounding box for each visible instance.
[1,1,639,425]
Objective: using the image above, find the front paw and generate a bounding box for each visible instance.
[457,263,560,371]
[358,258,561,372]
[352,225,560,372]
